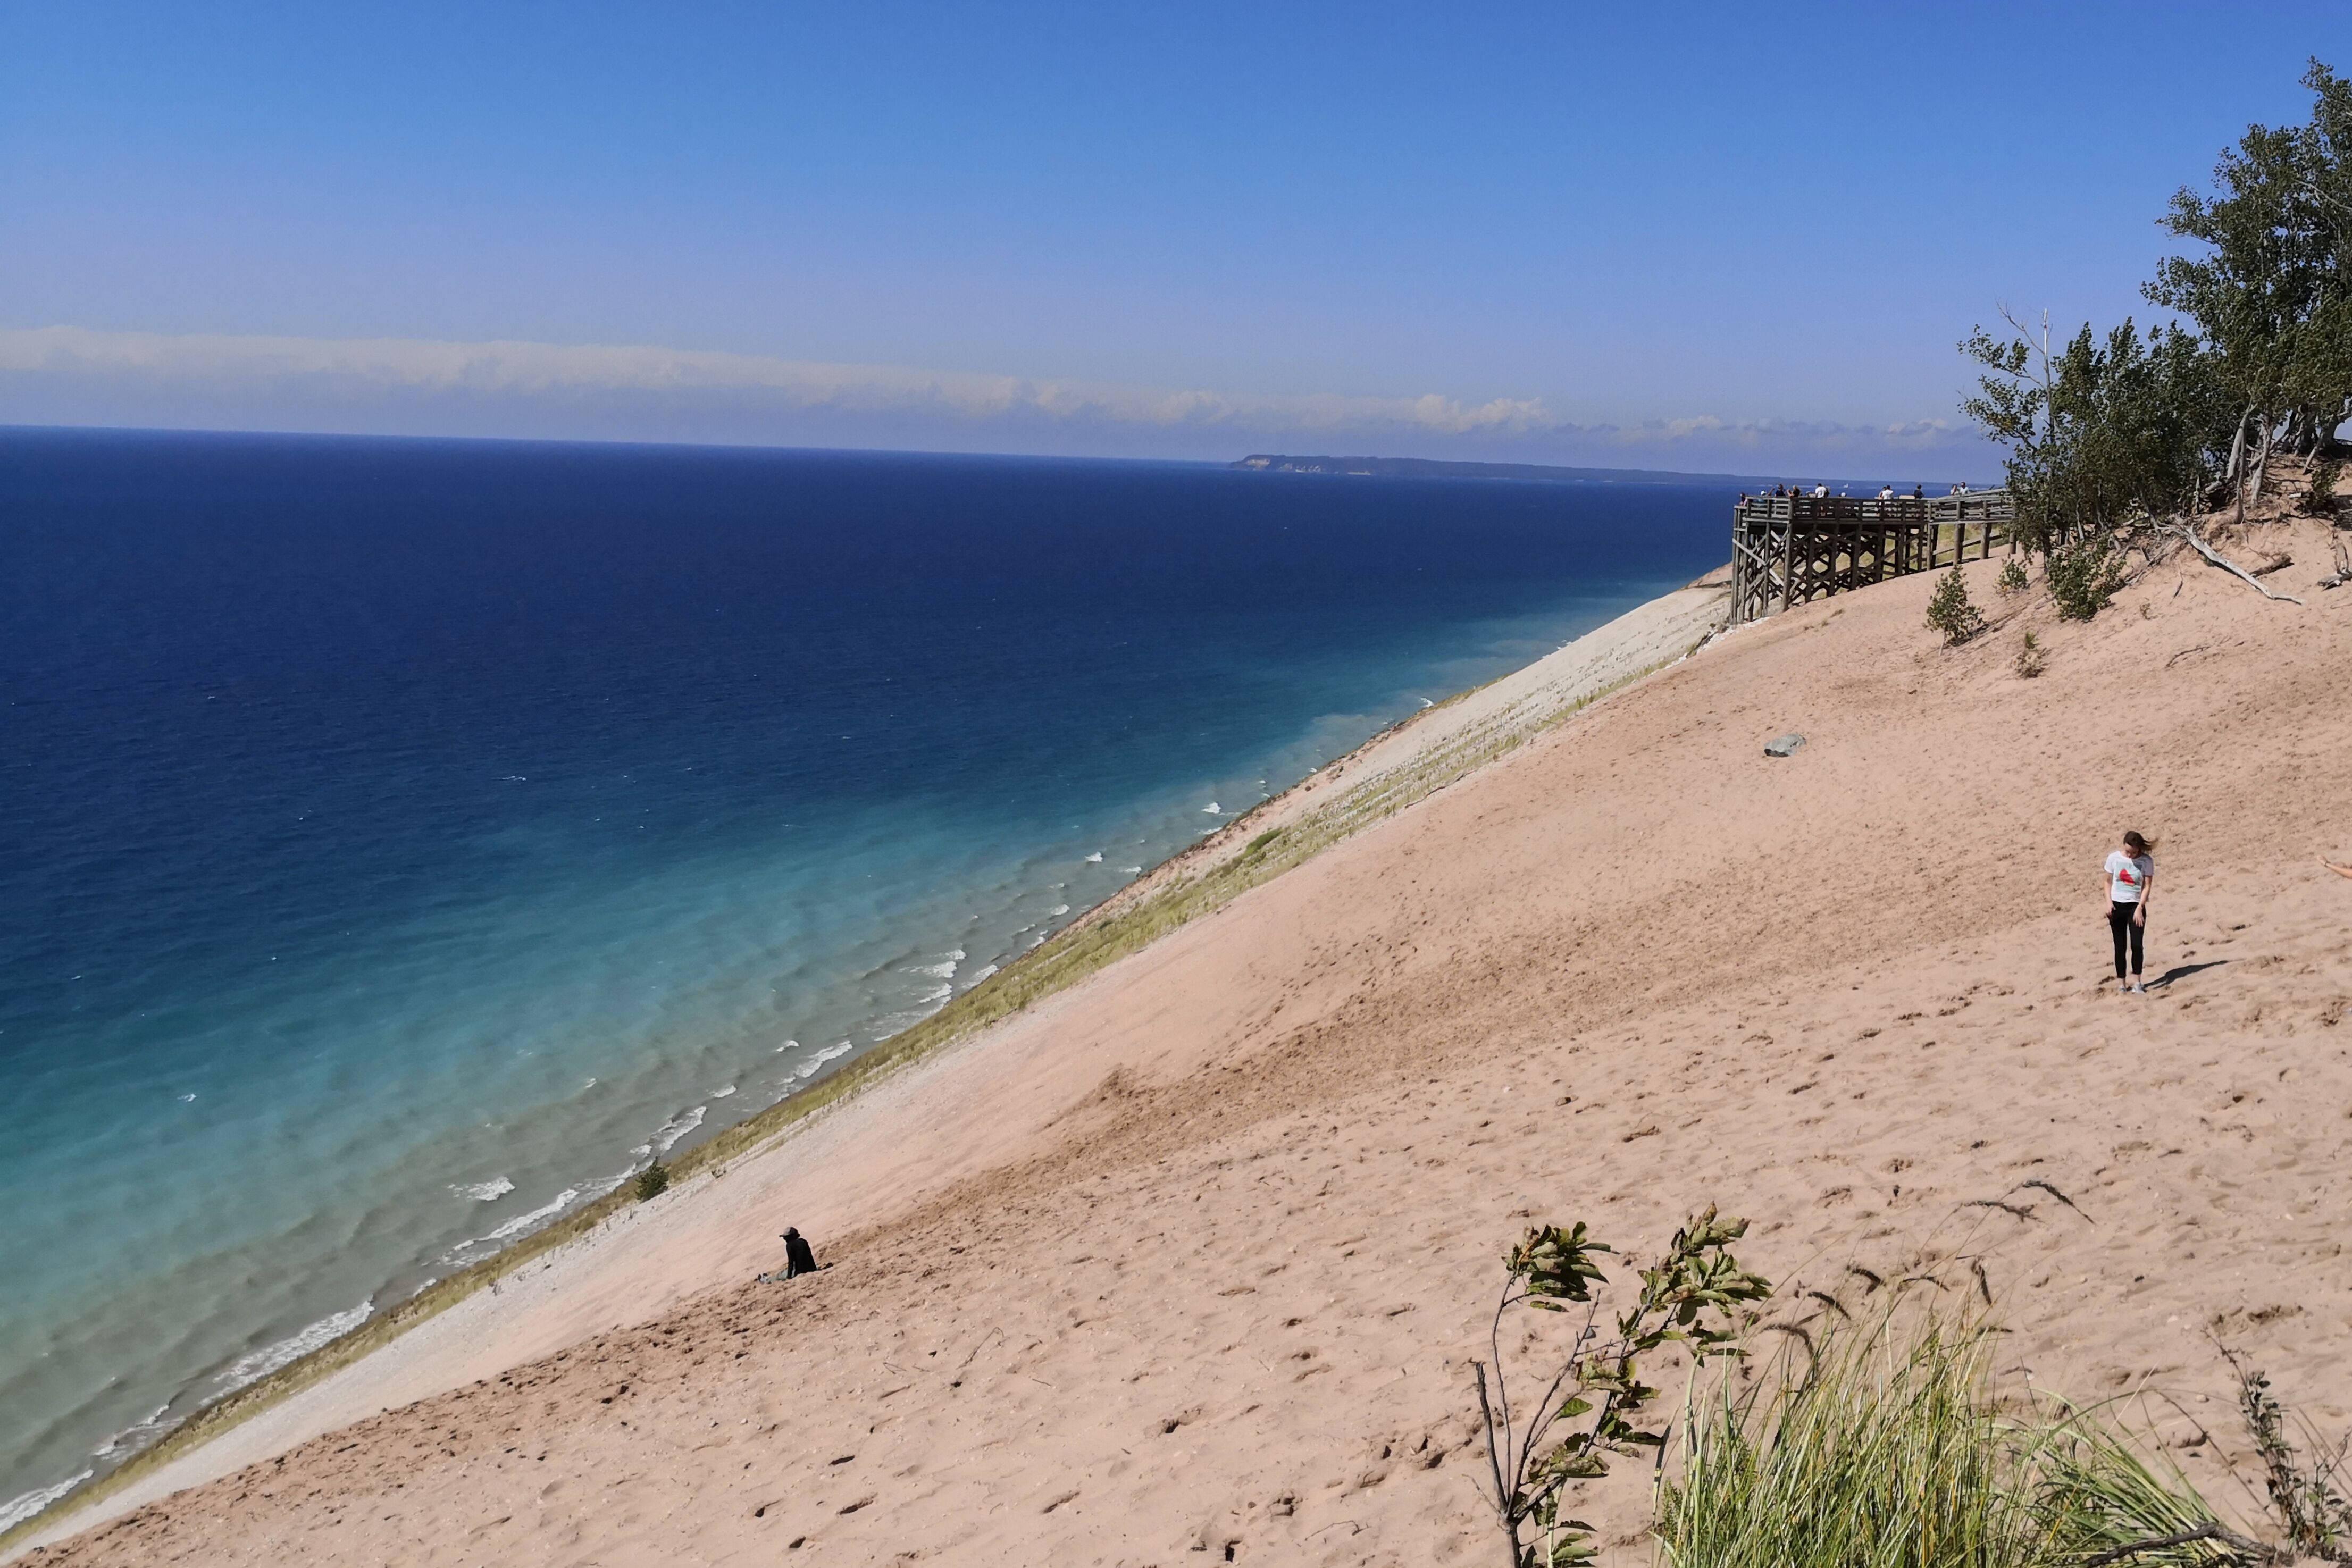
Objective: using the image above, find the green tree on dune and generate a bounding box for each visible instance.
[1963,58,2352,552]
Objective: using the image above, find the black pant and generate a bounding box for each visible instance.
[2108,901,2145,978]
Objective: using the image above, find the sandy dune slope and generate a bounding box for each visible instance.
[22,518,2352,1567]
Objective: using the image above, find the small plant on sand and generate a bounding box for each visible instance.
[2045,536,2128,621]
[2221,1344,2352,1558]
[2016,631,2046,678]
[1927,565,1988,645]
[1471,1209,1771,1567]
[1998,555,2031,595]
[634,1162,671,1201]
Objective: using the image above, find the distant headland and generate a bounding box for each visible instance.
[1233,452,1769,487]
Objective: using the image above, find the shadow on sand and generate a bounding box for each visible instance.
[2145,960,2229,991]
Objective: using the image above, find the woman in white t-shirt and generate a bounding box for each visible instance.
[2103,831,2156,994]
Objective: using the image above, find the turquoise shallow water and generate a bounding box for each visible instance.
[0,429,1731,1523]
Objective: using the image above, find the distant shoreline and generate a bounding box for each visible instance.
[1234,452,1997,490]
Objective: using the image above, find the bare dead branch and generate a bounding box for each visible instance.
[2165,522,2306,605]
[2080,1521,2281,1566]
[2320,534,2351,589]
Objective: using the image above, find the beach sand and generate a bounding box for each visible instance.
[18,518,2352,1565]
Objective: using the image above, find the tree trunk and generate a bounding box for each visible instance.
[2249,413,2274,504]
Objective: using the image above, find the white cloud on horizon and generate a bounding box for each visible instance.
[0,325,1993,475]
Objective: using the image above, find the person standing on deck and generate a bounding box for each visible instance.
[2104,832,2156,994]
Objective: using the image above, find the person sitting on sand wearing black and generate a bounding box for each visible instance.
[781,1227,818,1278]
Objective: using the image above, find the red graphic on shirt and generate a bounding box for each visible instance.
[2115,866,2138,886]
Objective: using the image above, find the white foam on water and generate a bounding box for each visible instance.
[775,1038,799,1052]
[580,1168,634,1202]
[1121,866,1142,875]
[963,962,999,984]
[90,1403,174,1460]
[1202,802,1221,814]
[710,1084,737,1099]
[215,1298,374,1394]
[1083,851,1102,862]
[1048,904,1069,916]
[487,1187,580,1243]
[913,958,957,979]
[451,1176,515,1203]
[649,1105,706,1155]
[793,1042,854,1079]
[1,1468,94,1532]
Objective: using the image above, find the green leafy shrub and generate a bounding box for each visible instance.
[1927,566,1987,645]
[2045,538,2126,620]
[1997,556,2030,595]
[2312,457,2340,513]
[634,1162,671,1201]
[1471,1209,1771,1568]
[2015,632,2046,678]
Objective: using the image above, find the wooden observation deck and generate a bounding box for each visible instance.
[1729,490,2018,625]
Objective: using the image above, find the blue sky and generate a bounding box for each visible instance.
[0,2,2332,473]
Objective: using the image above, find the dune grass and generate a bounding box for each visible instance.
[1657,1309,2244,1568]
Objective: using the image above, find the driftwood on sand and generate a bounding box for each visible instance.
[2318,532,2351,590]
[2164,521,2305,605]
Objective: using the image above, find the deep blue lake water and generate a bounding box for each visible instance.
[0,428,1729,1522]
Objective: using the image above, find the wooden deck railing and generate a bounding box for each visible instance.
[1730,490,2017,624]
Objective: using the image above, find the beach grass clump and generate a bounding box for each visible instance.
[1662,1312,2032,1568]
[1658,1307,2242,1568]
[2015,631,2046,678]
[634,1162,670,1201]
